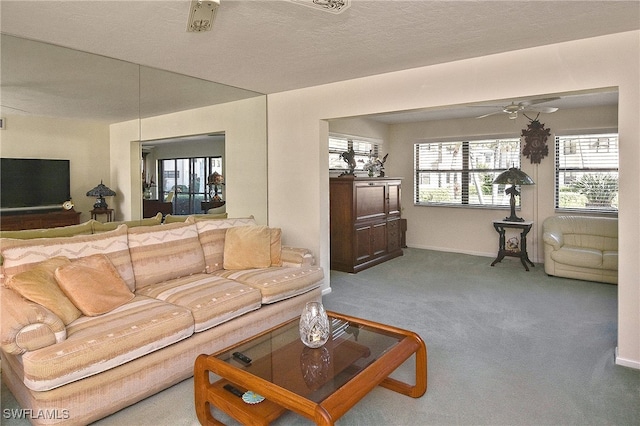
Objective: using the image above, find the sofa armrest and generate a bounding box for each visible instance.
[543,232,563,251]
[281,246,315,267]
[1,287,66,355]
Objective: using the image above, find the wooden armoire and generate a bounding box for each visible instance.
[330,176,403,273]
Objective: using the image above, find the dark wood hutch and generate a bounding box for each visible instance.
[330,176,403,273]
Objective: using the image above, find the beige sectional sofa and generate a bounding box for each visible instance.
[1,216,323,425]
[542,215,618,284]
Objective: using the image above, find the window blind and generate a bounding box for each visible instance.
[414,138,520,207]
[555,134,618,212]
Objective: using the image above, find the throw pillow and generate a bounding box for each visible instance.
[0,224,135,290]
[54,254,135,316]
[195,217,259,273]
[223,225,272,270]
[270,228,283,267]
[6,257,82,325]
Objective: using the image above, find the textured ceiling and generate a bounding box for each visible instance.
[2,1,639,94]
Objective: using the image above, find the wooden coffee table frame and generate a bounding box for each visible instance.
[194,311,427,425]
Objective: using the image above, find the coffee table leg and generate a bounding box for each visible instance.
[379,333,427,398]
[194,355,226,426]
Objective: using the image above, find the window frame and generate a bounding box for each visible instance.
[414,137,522,208]
[554,133,619,214]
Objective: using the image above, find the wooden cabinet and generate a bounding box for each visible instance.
[143,199,173,218]
[330,177,403,273]
[0,210,81,231]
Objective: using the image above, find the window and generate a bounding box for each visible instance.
[159,157,222,215]
[329,134,380,171]
[414,138,520,207]
[555,133,618,212]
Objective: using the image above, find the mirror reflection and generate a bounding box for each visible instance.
[0,34,267,225]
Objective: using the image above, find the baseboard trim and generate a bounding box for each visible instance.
[406,244,494,259]
[615,347,640,369]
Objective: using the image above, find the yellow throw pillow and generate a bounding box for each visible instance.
[54,254,135,316]
[6,256,82,325]
[223,226,272,270]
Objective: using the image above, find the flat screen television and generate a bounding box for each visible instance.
[1,158,71,212]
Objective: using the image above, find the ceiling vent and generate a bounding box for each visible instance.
[289,0,351,14]
[187,0,220,32]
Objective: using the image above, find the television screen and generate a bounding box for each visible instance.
[1,158,71,211]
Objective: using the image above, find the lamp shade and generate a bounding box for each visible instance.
[492,168,535,186]
[86,181,116,209]
[493,168,534,222]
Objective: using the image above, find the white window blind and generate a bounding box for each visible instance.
[555,134,618,212]
[414,138,520,206]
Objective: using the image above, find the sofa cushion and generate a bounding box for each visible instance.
[213,266,324,304]
[164,213,227,223]
[223,226,272,270]
[136,273,262,332]
[127,222,206,289]
[602,250,618,270]
[195,217,258,273]
[54,254,135,316]
[92,213,162,233]
[0,220,94,240]
[0,225,135,290]
[551,246,603,269]
[6,256,82,325]
[20,295,194,391]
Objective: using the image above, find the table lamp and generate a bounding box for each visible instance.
[493,167,535,222]
[86,181,116,209]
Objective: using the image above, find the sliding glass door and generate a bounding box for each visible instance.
[159,157,222,215]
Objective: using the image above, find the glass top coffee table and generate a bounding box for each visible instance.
[194,310,427,425]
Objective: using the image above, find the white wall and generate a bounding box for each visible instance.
[110,96,267,224]
[0,114,111,221]
[267,31,640,368]
[329,116,390,142]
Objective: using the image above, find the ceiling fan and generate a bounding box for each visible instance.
[475,98,560,120]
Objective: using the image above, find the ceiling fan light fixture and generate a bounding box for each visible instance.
[509,111,518,120]
[187,0,220,32]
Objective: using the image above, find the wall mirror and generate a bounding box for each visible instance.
[1,34,267,223]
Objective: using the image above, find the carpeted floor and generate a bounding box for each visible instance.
[2,248,639,425]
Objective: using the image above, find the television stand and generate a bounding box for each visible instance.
[0,209,81,231]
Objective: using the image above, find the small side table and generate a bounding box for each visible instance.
[490,220,535,271]
[90,208,114,222]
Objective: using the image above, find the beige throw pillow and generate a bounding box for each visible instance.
[54,254,135,316]
[223,226,272,270]
[270,228,283,267]
[6,256,82,325]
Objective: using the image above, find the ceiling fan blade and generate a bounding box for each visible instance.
[523,97,561,106]
[476,110,502,119]
[524,106,559,114]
